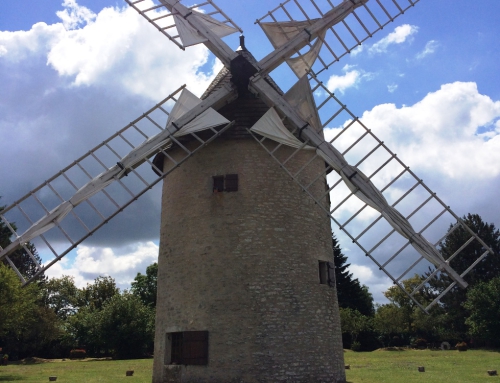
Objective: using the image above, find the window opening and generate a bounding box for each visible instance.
[166,331,209,366]
[319,261,335,287]
[212,174,239,193]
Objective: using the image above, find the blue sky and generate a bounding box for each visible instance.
[1,0,499,301]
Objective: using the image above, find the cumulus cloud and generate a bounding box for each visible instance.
[0,0,218,100]
[326,64,372,94]
[324,82,500,300]
[416,40,439,59]
[45,241,159,289]
[349,264,392,302]
[369,24,418,54]
[0,0,222,260]
[358,82,500,179]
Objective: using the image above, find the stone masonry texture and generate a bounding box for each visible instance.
[152,96,346,383]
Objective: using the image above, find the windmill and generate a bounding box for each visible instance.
[0,0,496,381]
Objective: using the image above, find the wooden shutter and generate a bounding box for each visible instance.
[213,176,224,192]
[224,174,238,192]
[318,261,328,284]
[327,262,336,288]
[182,331,209,365]
[170,332,183,364]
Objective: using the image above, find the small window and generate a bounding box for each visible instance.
[319,261,335,287]
[212,174,238,193]
[166,331,209,366]
[225,174,238,192]
[213,176,224,192]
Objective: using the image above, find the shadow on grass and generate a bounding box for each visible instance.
[0,375,23,381]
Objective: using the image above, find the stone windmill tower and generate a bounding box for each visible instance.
[0,0,496,382]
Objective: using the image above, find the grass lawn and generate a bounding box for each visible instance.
[0,350,498,382]
[0,358,153,383]
[345,349,500,383]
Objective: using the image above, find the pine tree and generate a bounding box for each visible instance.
[333,235,374,316]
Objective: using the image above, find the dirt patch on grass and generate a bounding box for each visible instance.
[375,347,406,351]
[17,357,53,364]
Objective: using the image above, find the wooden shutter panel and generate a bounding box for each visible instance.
[327,262,336,288]
[224,174,238,192]
[213,176,224,192]
[182,331,208,365]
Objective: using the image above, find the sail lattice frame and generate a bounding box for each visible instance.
[0,85,235,285]
[125,0,242,50]
[247,76,495,312]
[256,0,419,78]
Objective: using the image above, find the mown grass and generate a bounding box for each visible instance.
[345,349,500,383]
[0,358,153,383]
[0,350,498,382]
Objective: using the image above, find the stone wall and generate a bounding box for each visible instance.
[152,134,345,383]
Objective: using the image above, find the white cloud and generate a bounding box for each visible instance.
[349,264,392,302]
[45,241,159,289]
[416,40,439,59]
[358,81,500,179]
[387,84,398,93]
[0,0,219,100]
[351,44,364,57]
[369,24,418,54]
[326,64,372,94]
[56,0,96,30]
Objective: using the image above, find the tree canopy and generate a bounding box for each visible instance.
[1,198,43,280]
[131,262,158,308]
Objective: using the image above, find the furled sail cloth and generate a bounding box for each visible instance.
[260,19,319,49]
[286,29,327,77]
[260,19,327,77]
[250,76,320,147]
[174,10,239,47]
[250,107,314,150]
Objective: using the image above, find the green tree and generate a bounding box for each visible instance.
[40,276,79,320]
[374,303,406,345]
[333,235,374,316]
[430,214,500,340]
[464,276,500,346]
[99,292,155,359]
[339,307,372,349]
[0,264,60,359]
[77,276,119,310]
[1,200,43,280]
[131,262,158,308]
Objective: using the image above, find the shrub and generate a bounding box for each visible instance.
[69,349,87,359]
[414,338,427,349]
[456,342,468,351]
[2,354,8,360]
[351,341,361,352]
[390,336,402,347]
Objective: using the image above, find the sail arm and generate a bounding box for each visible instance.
[250,73,468,289]
[0,85,237,267]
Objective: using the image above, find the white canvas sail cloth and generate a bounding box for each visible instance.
[7,89,229,251]
[260,20,327,77]
[251,77,467,288]
[173,10,239,47]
